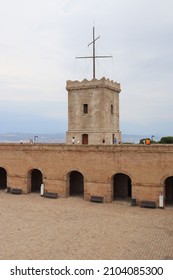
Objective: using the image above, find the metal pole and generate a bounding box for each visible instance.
[76,26,112,79]
[93,26,95,79]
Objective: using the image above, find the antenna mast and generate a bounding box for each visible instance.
[76,26,112,79]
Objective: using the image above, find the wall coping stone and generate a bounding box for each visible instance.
[0,143,173,153]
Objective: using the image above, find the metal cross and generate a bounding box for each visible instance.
[76,26,112,79]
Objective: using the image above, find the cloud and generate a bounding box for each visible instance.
[0,0,173,135]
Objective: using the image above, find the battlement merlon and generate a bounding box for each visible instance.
[66,77,121,93]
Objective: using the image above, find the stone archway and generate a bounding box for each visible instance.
[69,171,84,197]
[0,167,7,189]
[113,173,132,201]
[29,169,43,193]
[165,176,173,205]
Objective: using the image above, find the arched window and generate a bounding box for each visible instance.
[83,104,88,114]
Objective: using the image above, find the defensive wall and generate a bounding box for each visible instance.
[0,143,173,207]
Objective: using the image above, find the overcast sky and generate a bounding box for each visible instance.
[0,0,173,136]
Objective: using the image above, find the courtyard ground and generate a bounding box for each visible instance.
[0,191,173,260]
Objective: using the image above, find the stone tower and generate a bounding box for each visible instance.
[66,77,121,145]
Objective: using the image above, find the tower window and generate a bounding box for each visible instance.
[111,104,113,114]
[83,104,88,114]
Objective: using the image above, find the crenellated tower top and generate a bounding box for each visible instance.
[66,77,121,92]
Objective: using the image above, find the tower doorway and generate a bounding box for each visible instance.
[82,134,88,144]
[69,171,84,197]
[165,176,173,205]
[30,169,43,193]
[0,167,7,189]
[113,173,132,201]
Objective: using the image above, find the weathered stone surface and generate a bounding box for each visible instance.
[66,78,121,145]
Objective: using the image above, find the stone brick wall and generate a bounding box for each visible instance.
[0,143,173,206]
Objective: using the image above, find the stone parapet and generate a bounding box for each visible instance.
[66,77,121,92]
[0,143,173,153]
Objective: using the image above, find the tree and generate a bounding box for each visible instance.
[159,136,173,144]
[139,138,146,144]
[139,138,157,144]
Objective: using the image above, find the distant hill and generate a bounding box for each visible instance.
[0,133,162,144]
[0,133,66,143]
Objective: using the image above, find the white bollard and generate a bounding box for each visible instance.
[159,193,164,208]
[40,183,44,196]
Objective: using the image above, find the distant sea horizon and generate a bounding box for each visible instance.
[0,132,164,144]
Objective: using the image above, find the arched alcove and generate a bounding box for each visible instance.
[165,176,173,205]
[69,171,84,197]
[29,169,43,193]
[113,173,132,201]
[0,167,7,189]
